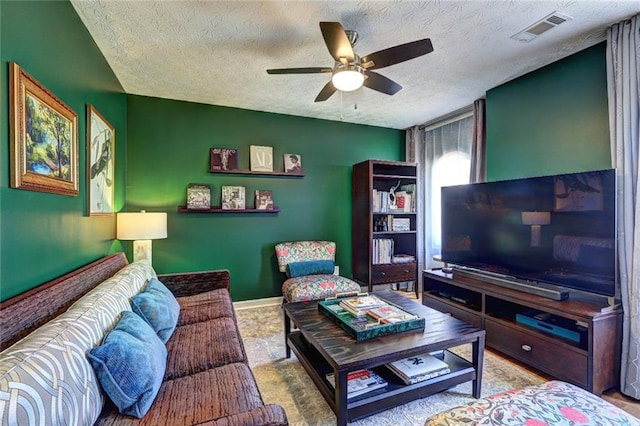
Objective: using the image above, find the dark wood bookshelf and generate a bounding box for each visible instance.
[352,160,419,298]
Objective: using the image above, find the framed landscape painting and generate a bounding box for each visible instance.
[87,105,115,215]
[9,62,78,196]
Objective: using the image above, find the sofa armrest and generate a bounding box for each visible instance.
[157,269,230,297]
[208,404,288,425]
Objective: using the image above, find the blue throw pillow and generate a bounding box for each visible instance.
[286,260,335,278]
[132,278,180,343]
[87,311,167,418]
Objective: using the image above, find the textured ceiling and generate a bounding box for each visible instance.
[71,1,640,130]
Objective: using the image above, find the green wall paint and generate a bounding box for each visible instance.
[126,95,404,301]
[486,43,611,181]
[0,1,127,301]
[0,2,614,304]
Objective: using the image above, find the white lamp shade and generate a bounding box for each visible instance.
[521,211,551,226]
[332,70,364,91]
[117,211,167,240]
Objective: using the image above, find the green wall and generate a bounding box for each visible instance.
[486,43,611,181]
[0,1,614,303]
[0,0,127,301]
[126,96,404,301]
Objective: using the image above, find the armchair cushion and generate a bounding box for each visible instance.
[286,260,335,278]
[282,274,361,302]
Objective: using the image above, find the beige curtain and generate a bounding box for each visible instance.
[406,127,426,293]
[470,99,486,183]
[606,13,640,400]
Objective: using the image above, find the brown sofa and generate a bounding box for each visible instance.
[0,253,288,425]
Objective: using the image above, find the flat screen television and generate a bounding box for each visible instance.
[441,169,617,297]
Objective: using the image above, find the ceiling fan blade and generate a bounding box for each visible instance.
[363,71,402,95]
[267,67,332,74]
[361,39,433,70]
[314,80,337,102]
[319,22,355,63]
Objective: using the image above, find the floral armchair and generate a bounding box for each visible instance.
[275,240,362,303]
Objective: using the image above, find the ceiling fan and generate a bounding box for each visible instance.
[267,22,434,102]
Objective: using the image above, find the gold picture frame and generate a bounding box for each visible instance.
[9,62,78,196]
[87,105,115,215]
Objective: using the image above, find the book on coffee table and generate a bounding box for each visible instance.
[387,353,450,385]
[367,305,417,323]
[326,369,387,399]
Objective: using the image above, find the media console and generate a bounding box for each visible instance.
[422,269,622,395]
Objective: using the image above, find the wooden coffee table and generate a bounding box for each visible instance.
[283,291,485,426]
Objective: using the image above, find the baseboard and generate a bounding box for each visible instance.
[233,296,283,310]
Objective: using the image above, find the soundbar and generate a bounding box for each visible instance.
[452,267,570,301]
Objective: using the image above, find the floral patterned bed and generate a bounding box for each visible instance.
[424,380,639,425]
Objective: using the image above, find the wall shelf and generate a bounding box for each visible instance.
[209,169,304,177]
[178,206,280,214]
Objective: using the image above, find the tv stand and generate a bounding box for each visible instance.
[452,267,569,301]
[423,269,622,395]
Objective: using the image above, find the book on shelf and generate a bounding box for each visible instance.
[254,190,274,210]
[210,148,238,172]
[392,254,415,263]
[326,369,387,399]
[186,183,211,210]
[283,153,302,173]
[249,145,274,172]
[392,217,411,231]
[386,353,450,385]
[373,239,394,264]
[221,186,245,209]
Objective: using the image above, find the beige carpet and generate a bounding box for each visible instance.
[236,304,547,426]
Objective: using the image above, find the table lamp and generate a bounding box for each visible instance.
[521,211,550,247]
[117,210,167,265]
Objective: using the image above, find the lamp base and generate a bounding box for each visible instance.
[133,240,152,265]
[530,225,541,247]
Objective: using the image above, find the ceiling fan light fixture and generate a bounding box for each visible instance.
[332,68,364,92]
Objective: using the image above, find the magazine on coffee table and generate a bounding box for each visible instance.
[326,369,387,399]
[386,353,451,385]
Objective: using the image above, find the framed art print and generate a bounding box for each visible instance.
[87,105,115,215]
[9,62,78,196]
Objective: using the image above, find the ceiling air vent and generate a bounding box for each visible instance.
[510,12,573,43]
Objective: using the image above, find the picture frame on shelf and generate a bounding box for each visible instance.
[186,183,211,210]
[250,145,273,172]
[255,190,274,210]
[9,62,79,196]
[210,148,238,172]
[87,105,115,215]
[221,186,245,210]
[284,153,302,174]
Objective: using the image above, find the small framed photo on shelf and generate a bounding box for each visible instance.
[221,186,245,210]
[186,183,211,210]
[284,153,302,174]
[210,148,238,172]
[255,190,274,210]
[250,145,273,172]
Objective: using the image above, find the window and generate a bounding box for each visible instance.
[431,151,471,248]
[423,114,473,266]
